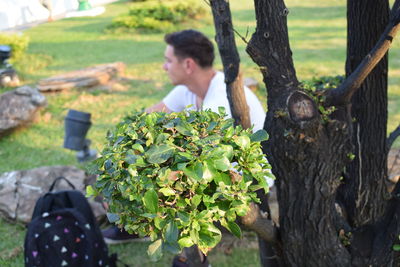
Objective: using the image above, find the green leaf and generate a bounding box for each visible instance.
[143,189,158,213]
[165,221,179,243]
[393,244,400,251]
[104,159,113,170]
[214,172,232,185]
[177,211,190,223]
[155,133,169,144]
[191,194,202,207]
[198,229,221,249]
[141,213,157,219]
[175,120,194,136]
[205,222,222,235]
[106,213,120,223]
[159,187,176,196]
[154,216,167,230]
[214,156,231,171]
[178,237,194,248]
[145,144,175,164]
[221,118,234,131]
[164,242,181,254]
[86,159,102,175]
[145,112,158,126]
[183,162,203,181]
[218,106,227,116]
[224,126,234,139]
[225,209,236,222]
[234,204,249,217]
[234,135,251,149]
[125,153,138,164]
[202,162,214,183]
[147,239,163,261]
[132,143,144,153]
[220,144,234,160]
[250,129,269,142]
[206,121,218,131]
[190,228,199,244]
[226,221,242,238]
[86,185,96,197]
[174,152,195,163]
[199,224,221,245]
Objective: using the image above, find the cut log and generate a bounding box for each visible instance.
[37,62,125,92]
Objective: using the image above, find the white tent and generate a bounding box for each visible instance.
[0,1,48,31]
[0,0,116,31]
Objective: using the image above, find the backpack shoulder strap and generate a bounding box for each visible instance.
[48,176,76,192]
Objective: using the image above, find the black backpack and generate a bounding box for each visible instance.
[24,177,117,267]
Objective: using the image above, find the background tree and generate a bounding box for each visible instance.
[340,0,390,229]
[210,0,400,266]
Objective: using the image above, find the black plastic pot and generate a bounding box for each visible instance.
[0,45,11,64]
[63,109,92,151]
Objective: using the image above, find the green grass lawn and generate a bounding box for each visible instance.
[0,0,399,266]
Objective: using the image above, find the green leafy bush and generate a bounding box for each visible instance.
[301,75,344,91]
[0,33,29,63]
[87,109,272,260]
[301,75,344,119]
[109,0,206,32]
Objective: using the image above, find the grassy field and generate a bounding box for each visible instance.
[0,0,399,266]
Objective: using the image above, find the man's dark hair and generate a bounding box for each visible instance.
[164,29,214,68]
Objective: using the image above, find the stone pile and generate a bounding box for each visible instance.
[0,165,105,223]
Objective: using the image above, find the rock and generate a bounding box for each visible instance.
[0,85,47,137]
[37,62,126,92]
[0,165,105,223]
[0,69,20,87]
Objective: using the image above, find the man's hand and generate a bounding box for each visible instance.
[145,101,172,113]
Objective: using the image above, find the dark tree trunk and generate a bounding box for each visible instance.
[210,0,400,266]
[210,0,251,129]
[246,1,352,266]
[341,0,390,227]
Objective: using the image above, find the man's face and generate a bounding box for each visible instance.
[163,45,187,85]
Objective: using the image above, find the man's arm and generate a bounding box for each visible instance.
[145,101,172,113]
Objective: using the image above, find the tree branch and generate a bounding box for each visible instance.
[388,124,400,151]
[240,202,278,243]
[325,0,400,106]
[246,0,299,101]
[210,0,251,129]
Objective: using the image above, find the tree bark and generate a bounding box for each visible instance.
[246,1,352,266]
[211,0,400,266]
[340,0,390,228]
[210,0,251,129]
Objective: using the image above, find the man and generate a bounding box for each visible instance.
[102,29,266,265]
[146,29,265,131]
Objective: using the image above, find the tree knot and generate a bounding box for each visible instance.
[287,91,318,123]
